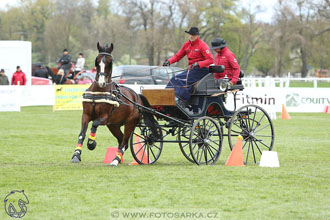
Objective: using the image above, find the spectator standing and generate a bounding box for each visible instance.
[11,66,27,85]
[0,69,9,85]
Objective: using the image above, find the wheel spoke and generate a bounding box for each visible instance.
[194,145,200,161]
[245,141,251,164]
[133,140,145,145]
[255,134,272,138]
[255,139,271,150]
[254,114,265,130]
[206,145,216,163]
[246,106,251,131]
[208,143,220,154]
[141,145,147,162]
[241,139,248,150]
[147,145,150,163]
[151,144,161,151]
[204,147,208,165]
[251,106,257,129]
[135,133,146,140]
[208,138,221,146]
[135,143,146,155]
[192,130,204,141]
[253,139,263,155]
[251,140,256,164]
[254,123,271,133]
[149,146,157,161]
[198,146,204,164]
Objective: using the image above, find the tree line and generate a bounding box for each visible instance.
[0,0,329,77]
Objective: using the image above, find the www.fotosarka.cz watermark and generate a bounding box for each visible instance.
[110,208,219,219]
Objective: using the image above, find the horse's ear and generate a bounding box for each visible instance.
[95,57,98,67]
[109,43,113,53]
[97,42,101,52]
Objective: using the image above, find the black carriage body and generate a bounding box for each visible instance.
[129,66,274,165]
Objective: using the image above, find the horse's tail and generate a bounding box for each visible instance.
[138,94,161,139]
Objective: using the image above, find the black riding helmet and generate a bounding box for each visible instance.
[211,38,227,50]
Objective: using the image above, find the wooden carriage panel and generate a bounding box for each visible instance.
[142,88,176,106]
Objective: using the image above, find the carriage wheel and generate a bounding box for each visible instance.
[129,124,163,165]
[189,116,223,165]
[228,104,275,165]
[178,125,195,163]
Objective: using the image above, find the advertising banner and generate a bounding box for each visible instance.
[225,87,330,113]
[0,86,20,112]
[54,85,90,111]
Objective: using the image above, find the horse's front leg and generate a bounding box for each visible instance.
[87,118,105,150]
[72,114,90,163]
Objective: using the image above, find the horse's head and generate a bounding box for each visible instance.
[95,42,114,88]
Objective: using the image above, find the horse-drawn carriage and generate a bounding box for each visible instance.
[71,43,274,166]
[129,66,274,165]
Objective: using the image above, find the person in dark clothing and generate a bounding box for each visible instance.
[0,69,9,85]
[57,49,72,74]
[33,64,49,79]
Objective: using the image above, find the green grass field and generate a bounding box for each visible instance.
[1,106,330,219]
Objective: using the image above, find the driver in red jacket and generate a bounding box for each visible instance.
[11,66,27,85]
[163,27,214,103]
[211,38,240,86]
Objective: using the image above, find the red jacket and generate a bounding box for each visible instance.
[11,71,27,85]
[168,37,213,68]
[214,47,240,84]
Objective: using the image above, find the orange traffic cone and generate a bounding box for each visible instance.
[226,136,244,166]
[104,147,124,164]
[129,135,149,165]
[281,104,291,120]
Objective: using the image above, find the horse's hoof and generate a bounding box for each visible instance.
[87,140,97,150]
[109,160,119,167]
[71,151,81,163]
[72,156,81,163]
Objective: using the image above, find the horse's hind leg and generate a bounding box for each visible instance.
[72,114,90,163]
[107,125,124,166]
[107,125,124,147]
[86,118,104,151]
[110,119,139,167]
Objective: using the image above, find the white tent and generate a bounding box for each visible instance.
[0,41,32,85]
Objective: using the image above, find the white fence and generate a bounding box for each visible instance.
[243,76,330,88]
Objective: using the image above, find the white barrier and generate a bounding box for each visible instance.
[243,77,330,88]
[0,85,329,113]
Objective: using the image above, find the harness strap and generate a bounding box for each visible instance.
[82,99,120,107]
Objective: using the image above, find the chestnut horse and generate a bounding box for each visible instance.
[71,42,158,166]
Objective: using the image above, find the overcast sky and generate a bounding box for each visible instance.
[0,0,277,23]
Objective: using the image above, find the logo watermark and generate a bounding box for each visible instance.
[110,208,219,219]
[4,190,29,218]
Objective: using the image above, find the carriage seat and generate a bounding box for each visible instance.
[192,65,244,95]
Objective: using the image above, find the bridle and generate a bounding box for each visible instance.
[96,52,113,87]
